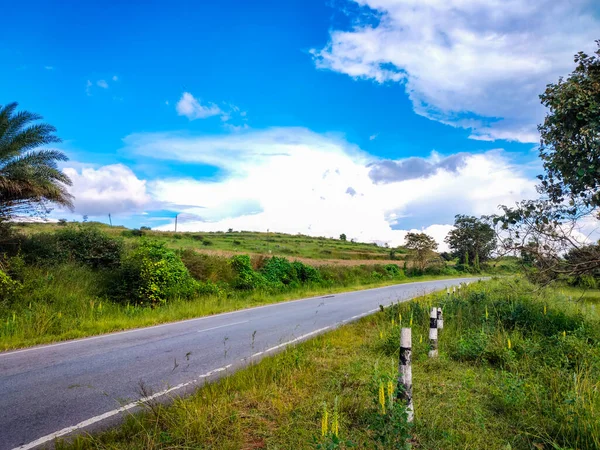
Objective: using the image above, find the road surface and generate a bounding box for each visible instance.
[0,277,479,449]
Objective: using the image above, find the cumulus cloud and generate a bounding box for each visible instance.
[312,0,599,142]
[96,80,109,89]
[62,164,151,216]
[369,152,470,183]
[176,92,223,120]
[123,127,536,248]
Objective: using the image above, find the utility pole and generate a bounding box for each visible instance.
[174,214,178,233]
[108,213,112,227]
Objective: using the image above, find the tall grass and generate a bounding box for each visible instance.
[56,278,600,449]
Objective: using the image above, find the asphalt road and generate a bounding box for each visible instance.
[0,277,479,449]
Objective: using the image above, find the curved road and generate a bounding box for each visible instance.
[0,278,478,449]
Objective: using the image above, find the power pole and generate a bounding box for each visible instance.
[108,213,112,227]
[175,214,178,233]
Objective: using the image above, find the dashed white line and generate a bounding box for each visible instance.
[12,364,232,450]
[197,320,249,333]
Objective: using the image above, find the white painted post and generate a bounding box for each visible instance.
[398,327,414,422]
[429,307,438,357]
[437,307,444,330]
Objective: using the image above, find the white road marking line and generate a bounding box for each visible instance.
[251,326,331,358]
[197,320,249,333]
[12,364,233,450]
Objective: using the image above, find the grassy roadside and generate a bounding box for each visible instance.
[58,278,600,450]
[0,272,474,351]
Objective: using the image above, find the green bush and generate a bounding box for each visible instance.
[261,256,299,287]
[113,240,198,305]
[55,227,123,269]
[19,233,69,266]
[292,261,322,283]
[0,269,19,305]
[230,255,265,290]
[20,227,123,269]
[383,264,402,277]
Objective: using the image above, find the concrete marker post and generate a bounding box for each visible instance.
[428,307,438,358]
[398,327,414,422]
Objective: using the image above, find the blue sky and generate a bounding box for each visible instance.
[2,0,599,247]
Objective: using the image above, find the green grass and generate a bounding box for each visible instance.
[0,263,470,351]
[56,278,600,449]
[11,222,405,261]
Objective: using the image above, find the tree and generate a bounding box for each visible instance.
[404,232,438,271]
[339,233,347,241]
[496,42,600,282]
[538,41,600,210]
[0,102,72,220]
[445,215,496,269]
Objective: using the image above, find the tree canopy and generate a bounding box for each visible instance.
[496,42,600,283]
[404,232,438,271]
[445,215,496,268]
[0,102,72,220]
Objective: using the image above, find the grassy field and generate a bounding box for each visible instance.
[57,278,600,449]
[11,222,406,262]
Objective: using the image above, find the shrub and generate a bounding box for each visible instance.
[54,227,123,269]
[261,256,299,287]
[19,233,69,266]
[0,269,19,305]
[230,255,264,290]
[292,261,322,283]
[113,240,198,305]
[131,228,145,237]
[383,264,402,277]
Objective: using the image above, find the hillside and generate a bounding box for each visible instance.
[11,222,409,263]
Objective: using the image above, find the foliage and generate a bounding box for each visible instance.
[496,43,600,283]
[339,233,347,241]
[0,268,19,304]
[404,232,438,271]
[445,215,496,268]
[538,41,600,209]
[0,102,73,219]
[19,226,123,269]
[114,240,198,305]
[230,254,265,290]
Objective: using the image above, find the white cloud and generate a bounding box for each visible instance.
[61,164,151,216]
[123,127,536,248]
[312,0,600,142]
[176,92,223,120]
[369,133,378,141]
[85,80,92,96]
[44,66,54,70]
[97,79,109,89]
[112,75,119,81]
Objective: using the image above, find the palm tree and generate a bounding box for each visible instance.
[0,102,73,219]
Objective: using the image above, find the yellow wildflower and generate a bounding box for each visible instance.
[507,338,512,349]
[387,381,394,407]
[321,403,328,436]
[379,382,386,415]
